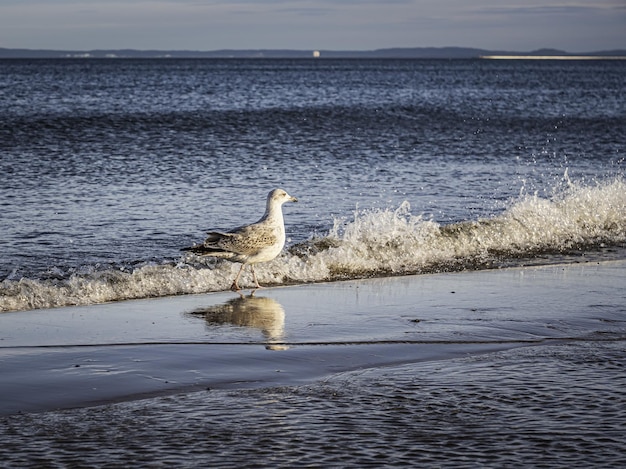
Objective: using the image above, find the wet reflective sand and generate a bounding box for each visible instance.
[1,261,625,467]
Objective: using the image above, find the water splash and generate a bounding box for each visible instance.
[1,177,625,312]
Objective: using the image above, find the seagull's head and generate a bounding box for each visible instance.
[269,188,298,205]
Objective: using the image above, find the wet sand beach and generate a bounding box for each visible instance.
[1,261,625,467]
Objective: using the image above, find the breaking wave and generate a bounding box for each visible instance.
[2,177,625,312]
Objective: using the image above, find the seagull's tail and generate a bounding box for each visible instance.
[182,245,218,254]
[182,231,235,256]
[181,244,237,259]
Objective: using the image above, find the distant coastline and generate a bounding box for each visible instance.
[480,55,626,60]
[1,46,625,59]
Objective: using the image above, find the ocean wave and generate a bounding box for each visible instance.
[1,177,625,313]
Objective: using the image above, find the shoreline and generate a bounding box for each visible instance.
[1,342,533,416]
[1,259,625,416]
[480,55,626,60]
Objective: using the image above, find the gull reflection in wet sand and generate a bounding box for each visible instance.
[187,294,288,350]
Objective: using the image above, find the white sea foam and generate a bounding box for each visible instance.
[1,178,625,313]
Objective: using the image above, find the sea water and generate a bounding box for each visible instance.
[1,58,625,310]
[1,58,626,467]
[1,262,625,467]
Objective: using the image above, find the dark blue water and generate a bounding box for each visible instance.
[1,59,626,467]
[1,58,625,311]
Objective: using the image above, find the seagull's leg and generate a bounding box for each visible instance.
[231,263,245,291]
[251,265,262,289]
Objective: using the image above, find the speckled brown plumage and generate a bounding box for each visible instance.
[182,188,298,291]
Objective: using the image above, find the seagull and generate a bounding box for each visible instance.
[182,188,298,291]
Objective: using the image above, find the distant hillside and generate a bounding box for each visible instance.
[1,46,625,59]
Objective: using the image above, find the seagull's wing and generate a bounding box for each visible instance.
[204,230,234,244]
[181,230,236,256]
[183,218,280,263]
[217,223,278,256]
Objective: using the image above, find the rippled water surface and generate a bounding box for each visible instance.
[1,247,625,466]
[1,59,625,466]
[2,341,624,468]
[2,59,626,312]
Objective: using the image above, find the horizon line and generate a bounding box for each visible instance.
[2,45,626,60]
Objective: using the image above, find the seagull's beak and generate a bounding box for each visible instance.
[290,195,298,203]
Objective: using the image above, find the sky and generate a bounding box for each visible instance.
[1,0,625,52]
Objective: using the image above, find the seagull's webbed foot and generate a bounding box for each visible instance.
[230,281,241,292]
